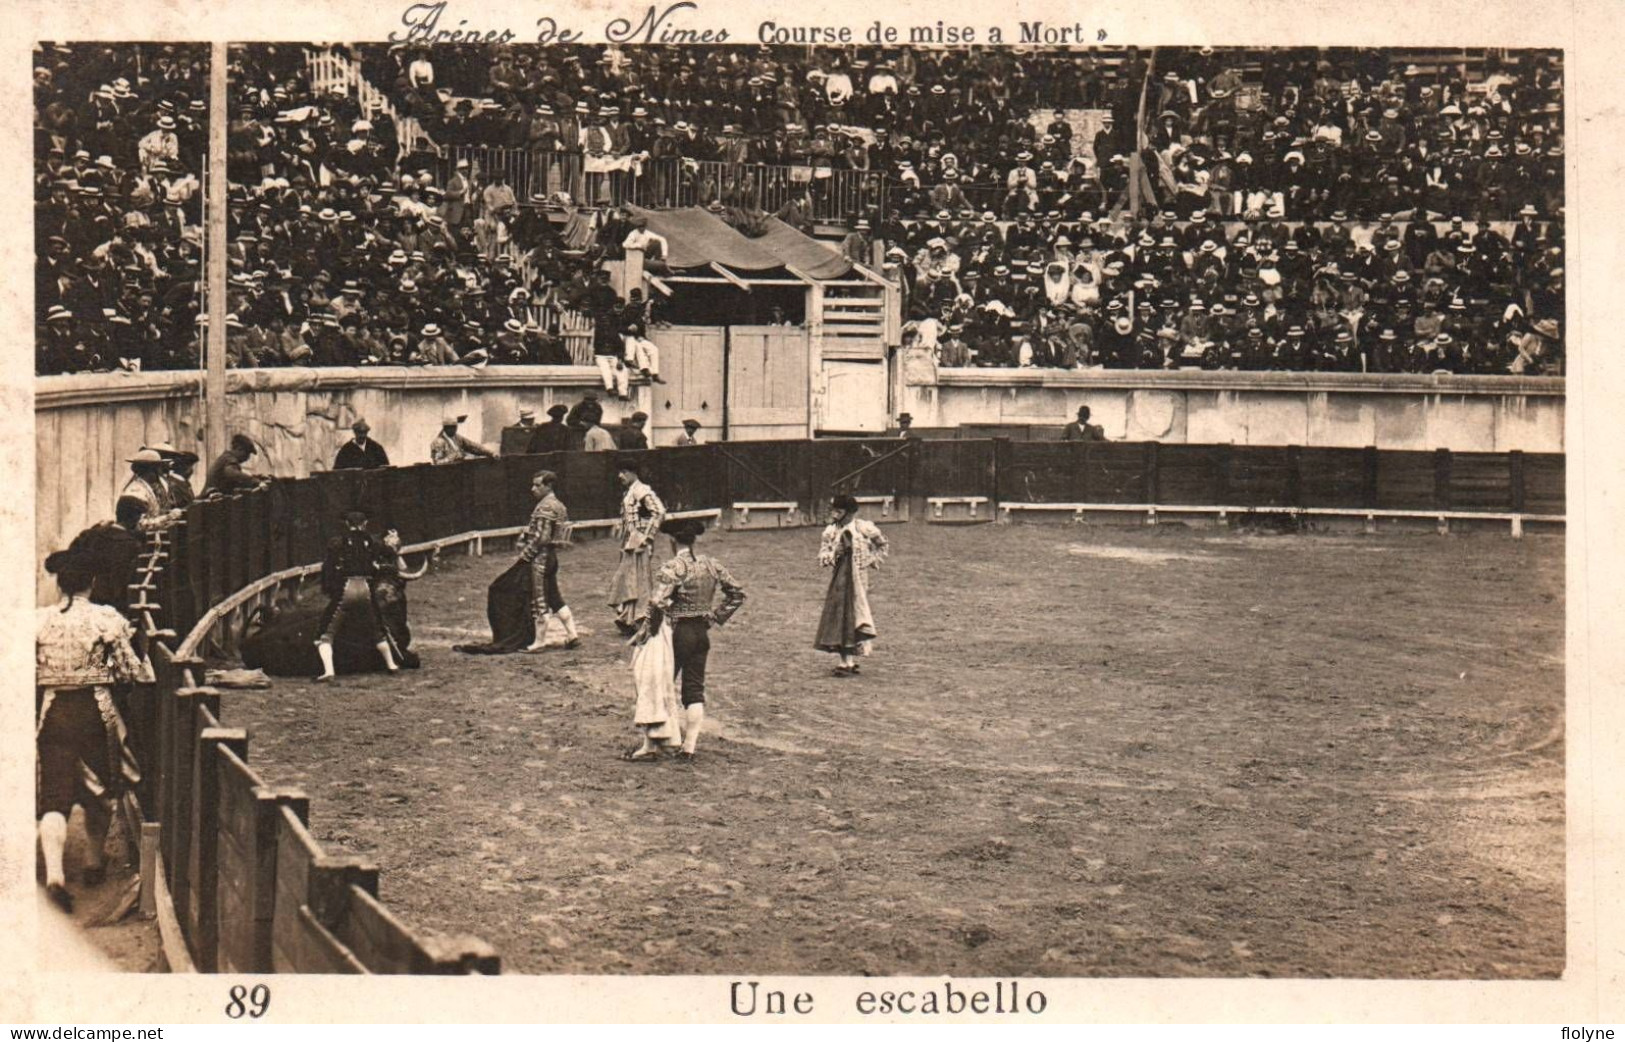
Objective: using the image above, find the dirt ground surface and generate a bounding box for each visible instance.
[47,810,162,972]
[223,522,1564,978]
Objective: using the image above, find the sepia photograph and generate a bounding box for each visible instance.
[19,18,1596,1014]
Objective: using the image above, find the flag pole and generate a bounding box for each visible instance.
[204,41,228,464]
[1128,48,1157,218]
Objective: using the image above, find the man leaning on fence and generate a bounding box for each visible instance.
[204,434,271,496]
[334,418,390,470]
[431,415,495,465]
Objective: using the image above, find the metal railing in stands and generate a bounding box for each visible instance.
[428,145,1129,223]
[434,146,889,219]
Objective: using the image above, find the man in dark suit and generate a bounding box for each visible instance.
[1061,405,1106,441]
[529,404,575,454]
[333,419,390,470]
[615,411,650,450]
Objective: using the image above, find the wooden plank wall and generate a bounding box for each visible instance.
[148,643,501,975]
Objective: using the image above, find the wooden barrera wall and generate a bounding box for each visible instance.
[145,643,500,975]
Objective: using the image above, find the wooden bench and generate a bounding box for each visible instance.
[927,496,990,523]
[998,501,1563,537]
[730,501,801,529]
[853,494,905,523]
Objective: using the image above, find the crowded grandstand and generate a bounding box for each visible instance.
[35,44,1564,377]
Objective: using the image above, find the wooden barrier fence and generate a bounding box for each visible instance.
[131,435,1562,972]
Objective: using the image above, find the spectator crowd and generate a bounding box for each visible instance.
[37,43,1564,378]
[34,43,210,375]
[886,208,1563,375]
[215,45,623,369]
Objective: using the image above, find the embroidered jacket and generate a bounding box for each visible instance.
[36,598,143,690]
[819,518,889,571]
[117,475,174,532]
[650,553,746,625]
[619,480,665,550]
[517,493,570,562]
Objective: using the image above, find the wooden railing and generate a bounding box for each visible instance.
[303,47,440,160]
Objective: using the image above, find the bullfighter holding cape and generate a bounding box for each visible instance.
[815,493,890,677]
[608,458,665,634]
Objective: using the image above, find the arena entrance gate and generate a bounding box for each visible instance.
[650,325,812,444]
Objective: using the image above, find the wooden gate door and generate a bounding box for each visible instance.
[726,326,810,441]
[648,327,725,447]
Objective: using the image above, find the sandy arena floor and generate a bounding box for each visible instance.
[222,522,1564,978]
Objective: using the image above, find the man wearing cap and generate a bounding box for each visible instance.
[430,416,494,465]
[621,216,670,275]
[334,418,390,470]
[609,458,666,635]
[204,433,270,497]
[615,411,651,451]
[588,277,632,400]
[674,418,703,447]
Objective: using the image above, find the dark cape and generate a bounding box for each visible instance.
[452,559,536,654]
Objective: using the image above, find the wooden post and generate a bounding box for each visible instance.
[169,685,220,962]
[991,437,1012,509]
[1127,50,1156,218]
[1286,445,1304,509]
[205,41,229,465]
[1362,445,1380,509]
[1214,443,1233,508]
[191,726,247,972]
[214,746,284,974]
[1070,439,1091,503]
[1434,448,1454,510]
[622,246,645,301]
[139,822,161,917]
[806,282,824,439]
[1508,450,1526,512]
[1142,441,1160,505]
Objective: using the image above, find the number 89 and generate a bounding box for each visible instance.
[225,983,271,1019]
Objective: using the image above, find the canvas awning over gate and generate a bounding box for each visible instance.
[626,206,852,280]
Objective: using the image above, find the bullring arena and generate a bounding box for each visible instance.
[30,41,1568,981]
[226,520,1564,978]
